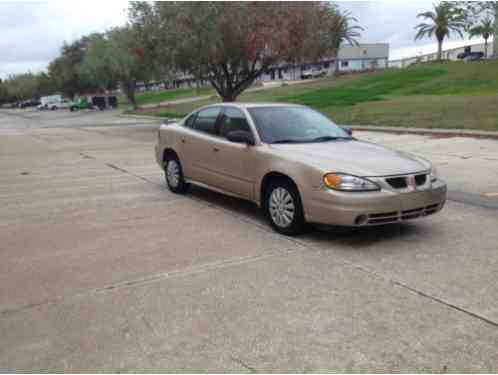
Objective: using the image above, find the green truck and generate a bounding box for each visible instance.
[69,98,92,111]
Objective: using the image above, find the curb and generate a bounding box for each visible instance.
[118,113,163,121]
[346,125,498,140]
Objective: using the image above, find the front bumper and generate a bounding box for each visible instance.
[306,180,447,226]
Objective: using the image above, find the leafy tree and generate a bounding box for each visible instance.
[35,72,57,97]
[81,26,146,110]
[329,9,363,75]
[130,2,340,102]
[468,16,494,57]
[128,2,165,89]
[79,33,119,93]
[47,37,102,98]
[414,3,466,61]
[2,73,39,101]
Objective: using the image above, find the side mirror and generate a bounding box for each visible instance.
[226,130,255,145]
[342,127,353,136]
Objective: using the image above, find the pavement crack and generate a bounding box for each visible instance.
[285,235,498,330]
[79,153,162,187]
[388,279,498,329]
[0,251,291,317]
[230,356,257,373]
[80,152,95,159]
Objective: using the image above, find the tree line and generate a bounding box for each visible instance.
[1,2,363,109]
[3,2,495,109]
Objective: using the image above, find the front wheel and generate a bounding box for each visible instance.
[265,179,307,235]
[164,156,189,194]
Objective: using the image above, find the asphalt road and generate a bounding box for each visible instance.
[1,108,497,372]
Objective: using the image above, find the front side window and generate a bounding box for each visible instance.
[248,106,350,144]
[184,113,196,128]
[193,107,221,135]
[218,108,251,139]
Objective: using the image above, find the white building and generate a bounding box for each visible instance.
[258,43,390,82]
[133,43,390,91]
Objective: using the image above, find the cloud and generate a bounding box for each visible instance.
[338,1,475,60]
[0,0,128,78]
[0,1,486,77]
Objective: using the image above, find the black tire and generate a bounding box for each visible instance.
[164,154,189,194]
[264,178,307,235]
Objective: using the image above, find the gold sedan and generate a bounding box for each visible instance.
[155,103,446,235]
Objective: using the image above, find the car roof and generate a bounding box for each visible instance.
[203,102,304,110]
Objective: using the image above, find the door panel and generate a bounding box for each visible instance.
[208,107,257,199]
[209,137,256,199]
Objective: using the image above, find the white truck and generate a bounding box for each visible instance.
[37,95,64,110]
[38,95,61,110]
[48,98,72,110]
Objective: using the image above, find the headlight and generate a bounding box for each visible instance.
[430,166,438,182]
[323,173,380,192]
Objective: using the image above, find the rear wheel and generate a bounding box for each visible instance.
[265,178,307,235]
[164,155,189,194]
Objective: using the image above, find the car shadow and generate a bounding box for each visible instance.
[188,185,423,249]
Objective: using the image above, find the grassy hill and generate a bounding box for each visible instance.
[119,86,213,108]
[135,61,498,131]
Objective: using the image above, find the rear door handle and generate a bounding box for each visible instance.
[213,147,220,153]
[181,139,186,144]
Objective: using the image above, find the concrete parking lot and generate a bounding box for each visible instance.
[1,108,497,372]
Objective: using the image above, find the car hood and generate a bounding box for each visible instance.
[269,140,430,176]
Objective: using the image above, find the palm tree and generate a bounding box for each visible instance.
[330,10,363,75]
[415,3,466,61]
[468,16,494,58]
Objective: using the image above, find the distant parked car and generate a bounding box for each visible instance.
[457,46,484,61]
[464,53,484,62]
[301,67,328,80]
[49,99,71,110]
[20,99,40,108]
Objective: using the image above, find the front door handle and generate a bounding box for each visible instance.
[213,147,220,153]
[181,138,186,143]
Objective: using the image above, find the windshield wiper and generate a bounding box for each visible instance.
[308,136,352,142]
[270,139,304,144]
[271,136,353,144]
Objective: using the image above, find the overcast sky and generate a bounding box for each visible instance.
[0,1,485,79]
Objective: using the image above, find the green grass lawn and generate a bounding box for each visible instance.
[135,61,498,131]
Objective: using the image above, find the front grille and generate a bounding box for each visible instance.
[385,173,428,190]
[386,177,407,189]
[363,203,442,225]
[415,174,427,185]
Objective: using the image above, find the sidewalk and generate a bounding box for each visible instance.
[347,125,498,140]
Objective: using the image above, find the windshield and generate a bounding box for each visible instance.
[247,106,350,144]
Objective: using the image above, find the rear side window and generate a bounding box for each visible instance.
[193,107,221,135]
[218,108,251,139]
